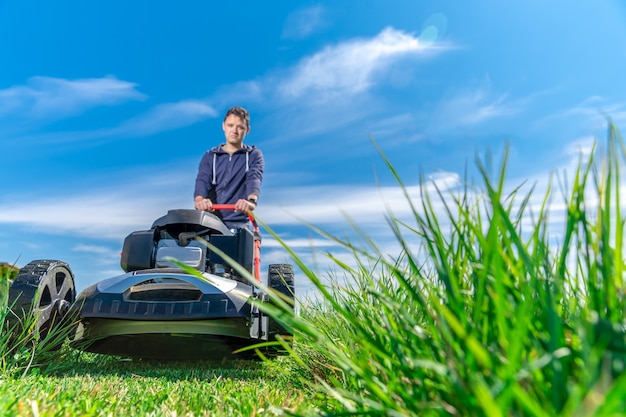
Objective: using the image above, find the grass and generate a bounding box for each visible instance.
[0,271,79,378]
[0,354,316,416]
[1,121,626,416]
[261,121,626,416]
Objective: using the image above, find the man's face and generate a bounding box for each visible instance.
[222,114,249,147]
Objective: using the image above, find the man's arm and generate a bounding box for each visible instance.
[235,149,263,212]
[194,152,213,211]
[245,148,264,200]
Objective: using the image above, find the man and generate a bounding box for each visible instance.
[194,106,264,229]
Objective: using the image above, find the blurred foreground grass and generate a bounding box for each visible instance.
[270,121,626,416]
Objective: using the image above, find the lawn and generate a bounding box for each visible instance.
[0,354,316,416]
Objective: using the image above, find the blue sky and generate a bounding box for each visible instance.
[1,1,626,295]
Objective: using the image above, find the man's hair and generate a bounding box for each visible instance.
[224,106,250,128]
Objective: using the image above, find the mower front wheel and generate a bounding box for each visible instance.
[8,260,77,346]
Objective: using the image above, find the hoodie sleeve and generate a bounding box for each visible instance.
[245,147,264,199]
[194,151,213,198]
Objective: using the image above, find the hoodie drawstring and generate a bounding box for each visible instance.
[212,153,217,185]
[212,150,250,185]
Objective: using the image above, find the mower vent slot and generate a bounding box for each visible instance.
[126,282,202,302]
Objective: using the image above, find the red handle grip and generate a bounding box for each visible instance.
[211,204,236,211]
[210,204,256,224]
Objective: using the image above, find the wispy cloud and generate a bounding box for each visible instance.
[277,27,436,101]
[281,5,327,40]
[0,169,193,240]
[564,135,596,159]
[0,162,462,241]
[256,172,463,227]
[0,75,146,121]
[0,194,162,240]
[8,99,217,145]
[364,113,425,145]
[73,244,119,256]
[428,85,518,134]
[3,27,447,147]
[262,238,337,249]
[245,26,450,148]
[546,97,626,130]
[111,100,216,137]
[0,76,217,145]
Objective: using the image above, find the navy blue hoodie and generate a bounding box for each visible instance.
[194,144,264,227]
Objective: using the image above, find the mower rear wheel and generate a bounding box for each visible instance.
[268,264,295,300]
[267,264,295,342]
[8,260,76,343]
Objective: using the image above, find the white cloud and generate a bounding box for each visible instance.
[262,238,338,249]
[0,77,216,145]
[9,99,217,144]
[365,113,416,138]
[278,27,433,100]
[0,195,157,240]
[72,245,122,267]
[282,5,327,40]
[0,163,461,243]
[0,28,447,147]
[112,100,217,136]
[0,75,146,120]
[549,97,626,130]
[0,169,193,240]
[429,86,516,133]
[256,172,462,227]
[564,136,596,159]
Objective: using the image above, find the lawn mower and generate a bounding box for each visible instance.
[7,206,295,359]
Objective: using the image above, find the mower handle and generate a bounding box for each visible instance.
[211,204,236,211]
[210,204,256,225]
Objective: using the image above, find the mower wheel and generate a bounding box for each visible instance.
[268,264,295,301]
[267,264,295,343]
[8,260,76,345]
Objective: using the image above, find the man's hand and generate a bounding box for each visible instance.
[194,196,213,211]
[235,198,256,213]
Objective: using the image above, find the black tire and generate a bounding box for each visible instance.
[267,264,295,342]
[268,264,295,300]
[8,260,76,343]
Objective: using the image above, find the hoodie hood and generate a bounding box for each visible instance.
[210,144,257,154]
